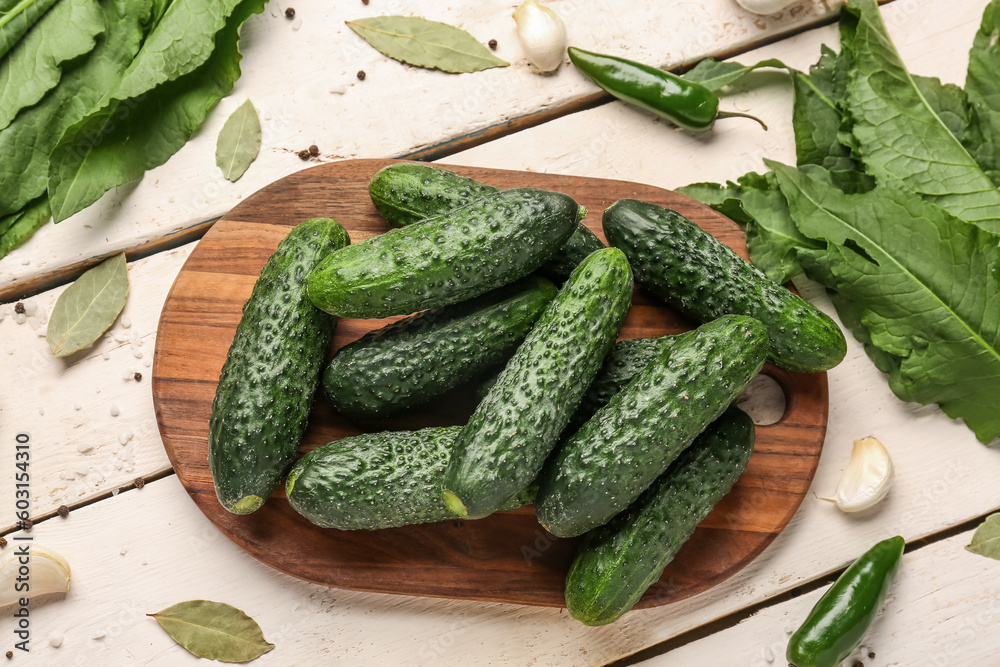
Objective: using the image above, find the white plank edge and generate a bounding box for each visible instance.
[0,245,194,532]
[0,0,843,293]
[640,526,1000,666]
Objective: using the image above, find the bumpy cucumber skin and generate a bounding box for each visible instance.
[308,188,578,318]
[603,198,846,373]
[538,223,605,284]
[442,247,634,520]
[369,162,501,227]
[567,334,679,430]
[209,218,349,515]
[535,315,768,537]
[286,427,536,530]
[368,162,603,282]
[323,276,557,419]
[564,406,756,626]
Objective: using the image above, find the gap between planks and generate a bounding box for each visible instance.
[606,505,1000,667]
[6,465,995,667]
[0,1,885,304]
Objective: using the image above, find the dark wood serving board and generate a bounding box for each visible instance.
[152,159,827,610]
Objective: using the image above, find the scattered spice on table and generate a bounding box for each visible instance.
[308,144,320,156]
[14,302,24,314]
[298,149,311,160]
[285,7,295,18]
[134,372,142,382]
[57,505,70,518]
[357,70,367,80]
[135,477,145,489]
[0,537,7,548]
[489,39,498,50]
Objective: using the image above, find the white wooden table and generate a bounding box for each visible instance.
[3,1,999,664]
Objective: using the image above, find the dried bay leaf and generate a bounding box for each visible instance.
[967,513,1000,560]
[46,253,129,358]
[216,99,261,182]
[149,600,274,663]
[346,15,509,73]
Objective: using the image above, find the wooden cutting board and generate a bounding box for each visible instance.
[152,158,827,610]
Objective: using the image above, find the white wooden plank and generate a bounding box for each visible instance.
[443,0,982,187]
[0,245,193,532]
[3,2,999,663]
[0,0,842,293]
[641,527,1000,667]
[6,477,1000,667]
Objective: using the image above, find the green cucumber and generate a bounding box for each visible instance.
[538,224,606,284]
[567,334,678,430]
[442,247,634,520]
[368,162,604,282]
[209,218,349,515]
[286,427,535,530]
[369,162,499,227]
[534,315,768,537]
[564,406,756,626]
[472,335,676,423]
[323,275,557,419]
[308,187,579,318]
[602,198,846,373]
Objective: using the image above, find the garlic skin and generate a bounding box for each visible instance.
[734,0,802,15]
[829,436,894,512]
[1,544,72,608]
[512,1,567,73]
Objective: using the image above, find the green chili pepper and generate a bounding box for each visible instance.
[566,46,766,132]
[786,535,905,667]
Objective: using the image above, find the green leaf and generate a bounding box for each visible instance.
[0,0,153,218]
[0,0,60,61]
[46,252,129,358]
[681,57,787,93]
[47,0,265,222]
[843,0,1000,233]
[966,513,1000,559]
[148,600,275,663]
[791,45,863,174]
[770,160,1000,444]
[346,15,509,73]
[680,172,821,284]
[966,0,1000,185]
[0,196,50,260]
[0,0,104,131]
[216,98,260,182]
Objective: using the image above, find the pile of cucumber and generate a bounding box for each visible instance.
[208,163,847,625]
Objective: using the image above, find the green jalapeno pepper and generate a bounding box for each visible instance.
[787,535,905,667]
[567,46,766,132]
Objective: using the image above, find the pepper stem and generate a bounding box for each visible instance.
[716,110,768,131]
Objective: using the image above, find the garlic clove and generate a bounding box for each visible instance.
[1,544,72,608]
[512,1,567,73]
[829,436,894,512]
[733,0,803,15]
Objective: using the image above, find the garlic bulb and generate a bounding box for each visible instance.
[824,436,894,512]
[1,544,72,608]
[512,1,567,73]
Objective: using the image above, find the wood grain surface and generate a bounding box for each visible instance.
[152,158,828,608]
